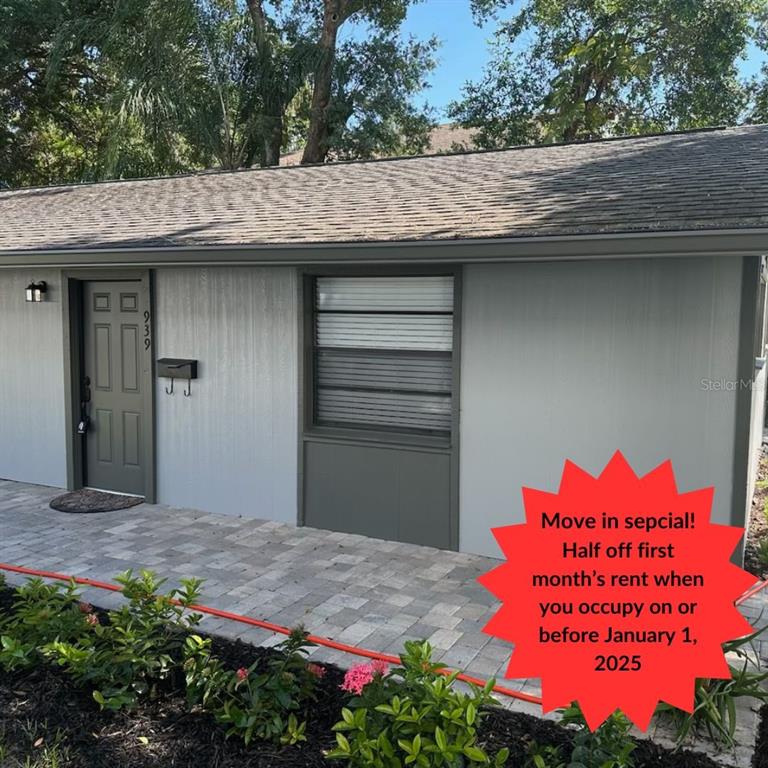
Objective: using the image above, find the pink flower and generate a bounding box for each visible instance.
[341,661,388,695]
[79,602,93,614]
[236,667,249,682]
[307,663,326,679]
[85,613,99,626]
[370,659,389,676]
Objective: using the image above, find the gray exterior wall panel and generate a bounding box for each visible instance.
[303,440,452,548]
[746,363,766,515]
[154,267,298,522]
[460,257,743,558]
[0,270,67,486]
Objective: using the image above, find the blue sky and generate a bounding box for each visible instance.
[373,0,768,119]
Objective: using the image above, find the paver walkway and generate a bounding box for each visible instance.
[0,480,532,697]
[1,478,766,765]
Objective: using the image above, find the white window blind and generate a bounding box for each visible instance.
[314,276,454,436]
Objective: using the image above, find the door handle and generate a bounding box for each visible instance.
[78,376,92,435]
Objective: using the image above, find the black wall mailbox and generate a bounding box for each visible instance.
[157,358,198,380]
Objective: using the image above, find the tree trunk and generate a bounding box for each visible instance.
[301,0,344,164]
[562,68,595,142]
[246,0,282,167]
[245,0,266,34]
[263,114,283,166]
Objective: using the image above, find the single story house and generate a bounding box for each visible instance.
[1,125,767,559]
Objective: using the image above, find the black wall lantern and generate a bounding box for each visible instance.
[25,281,47,303]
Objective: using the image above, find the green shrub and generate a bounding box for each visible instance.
[526,741,566,768]
[46,569,203,710]
[327,639,509,768]
[0,578,89,672]
[183,633,230,708]
[1,571,320,747]
[756,537,768,568]
[208,627,319,746]
[657,626,768,747]
[560,704,635,768]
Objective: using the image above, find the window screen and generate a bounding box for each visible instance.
[314,276,454,436]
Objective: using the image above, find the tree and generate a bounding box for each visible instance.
[69,0,296,171]
[450,0,763,148]
[0,0,108,186]
[1,0,435,185]
[291,33,438,161]
[74,0,431,168]
[299,0,421,164]
[748,5,768,122]
[752,66,768,122]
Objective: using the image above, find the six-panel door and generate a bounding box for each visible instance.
[83,281,146,496]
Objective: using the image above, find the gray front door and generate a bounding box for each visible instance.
[83,281,146,495]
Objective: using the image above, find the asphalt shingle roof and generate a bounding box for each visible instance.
[1,125,767,253]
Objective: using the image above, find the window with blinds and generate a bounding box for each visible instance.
[313,276,454,437]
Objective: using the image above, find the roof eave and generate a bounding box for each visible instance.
[1,228,767,269]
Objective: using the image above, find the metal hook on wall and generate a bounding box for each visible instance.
[158,358,197,398]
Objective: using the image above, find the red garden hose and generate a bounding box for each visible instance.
[735,577,768,605]
[2,561,765,706]
[0,562,542,705]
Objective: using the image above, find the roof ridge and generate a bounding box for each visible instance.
[2,123,763,196]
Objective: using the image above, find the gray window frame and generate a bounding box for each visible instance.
[297,265,462,549]
[301,266,461,449]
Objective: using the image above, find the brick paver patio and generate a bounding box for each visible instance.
[1,478,766,765]
[0,480,538,700]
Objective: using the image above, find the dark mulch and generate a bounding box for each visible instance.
[745,453,768,580]
[743,455,768,767]
[50,488,144,514]
[0,587,747,768]
[754,704,768,768]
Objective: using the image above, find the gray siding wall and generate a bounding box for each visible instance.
[0,270,67,487]
[154,267,298,523]
[746,363,766,514]
[460,257,743,558]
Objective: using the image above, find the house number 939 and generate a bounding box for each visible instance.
[144,310,152,350]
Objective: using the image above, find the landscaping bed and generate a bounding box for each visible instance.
[0,581,758,768]
[745,452,768,581]
[755,705,768,768]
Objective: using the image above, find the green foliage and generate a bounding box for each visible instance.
[526,741,566,768]
[0,578,88,672]
[183,626,320,746]
[321,33,438,161]
[0,0,103,187]
[755,537,768,568]
[45,570,203,710]
[2,571,321,748]
[183,633,230,709]
[450,0,763,147]
[560,704,635,768]
[1,0,435,184]
[0,722,72,768]
[327,639,508,767]
[753,64,768,123]
[656,626,768,747]
[210,627,318,746]
[0,635,36,672]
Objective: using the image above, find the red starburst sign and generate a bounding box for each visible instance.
[479,452,756,731]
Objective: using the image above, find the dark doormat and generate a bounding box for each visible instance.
[50,488,144,514]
